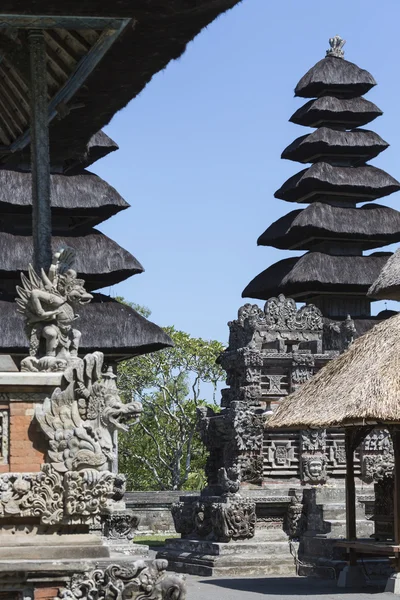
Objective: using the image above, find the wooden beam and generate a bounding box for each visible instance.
[0,16,127,30]
[11,19,130,153]
[29,30,52,272]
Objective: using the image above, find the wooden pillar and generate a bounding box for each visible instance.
[29,30,52,272]
[391,428,400,570]
[345,427,357,566]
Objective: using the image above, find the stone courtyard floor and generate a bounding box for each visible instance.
[184,575,393,600]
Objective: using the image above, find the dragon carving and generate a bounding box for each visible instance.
[16,247,93,372]
[35,352,142,475]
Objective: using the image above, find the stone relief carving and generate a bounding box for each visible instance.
[0,465,63,524]
[16,248,93,372]
[0,352,141,525]
[0,410,9,465]
[301,455,327,484]
[231,401,263,452]
[57,560,186,600]
[218,464,240,496]
[35,351,141,474]
[211,497,256,542]
[172,495,256,543]
[301,429,326,452]
[264,294,323,333]
[286,495,305,539]
[361,429,394,483]
[102,513,140,541]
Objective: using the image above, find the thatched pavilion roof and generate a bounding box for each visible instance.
[281,128,388,165]
[0,2,241,164]
[258,203,400,251]
[0,293,172,360]
[275,163,400,204]
[0,168,129,230]
[242,252,391,301]
[0,229,143,290]
[290,96,382,129]
[295,56,376,99]
[65,131,119,172]
[368,249,400,301]
[267,312,400,429]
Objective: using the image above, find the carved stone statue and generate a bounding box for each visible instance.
[16,247,93,372]
[35,351,142,475]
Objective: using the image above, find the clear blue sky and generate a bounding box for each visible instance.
[92,0,400,344]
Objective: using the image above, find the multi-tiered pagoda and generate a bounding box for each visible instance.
[0,131,171,366]
[243,36,400,321]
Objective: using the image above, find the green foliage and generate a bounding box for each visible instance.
[118,321,224,491]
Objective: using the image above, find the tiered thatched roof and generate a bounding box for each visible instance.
[0,293,172,360]
[258,203,400,251]
[295,56,376,98]
[0,168,129,229]
[274,163,400,204]
[281,128,388,165]
[243,252,391,301]
[0,230,144,290]
[290,96,382,128]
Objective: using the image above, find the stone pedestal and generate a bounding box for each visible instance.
[0,365,185,599]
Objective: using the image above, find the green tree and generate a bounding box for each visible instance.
[117,308,224,491]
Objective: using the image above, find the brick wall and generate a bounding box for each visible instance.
[9,401,46,472]
[34,586,61,599]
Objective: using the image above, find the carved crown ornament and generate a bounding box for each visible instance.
[326,35,346,58]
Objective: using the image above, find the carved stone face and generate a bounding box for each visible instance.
[101,394,142,432]
[308,458,323,478]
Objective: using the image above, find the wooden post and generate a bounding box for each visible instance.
[29,30,52,272]
[345,427,357,566]
[391,428,400,571]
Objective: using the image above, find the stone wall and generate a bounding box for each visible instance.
[126,491,198,534]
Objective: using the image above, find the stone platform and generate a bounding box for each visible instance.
[157,529,296,577]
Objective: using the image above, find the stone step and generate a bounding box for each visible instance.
[254,528,289,542]
[329,519,375,538]
[321,503,367,520]
[0,544,110,560]
[161,553,296,577]
[163,539,291,557]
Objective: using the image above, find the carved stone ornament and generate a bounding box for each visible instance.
[103,513,140,541]
[362,454,394,484]
[301,429,326,452]
[231,401,264,453]
[326,34,346,58]
[171,495,256,543]
[56,559,186,600]
[286,496,304,539]
[211,497,256,542]
[301,455,327,484]
[16,247,93,372]
[0,464,63,524]
[264,294,323,332]
[35,351,142,474]
[218,464,240,496]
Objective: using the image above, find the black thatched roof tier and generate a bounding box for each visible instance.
[295,57,376,99]
[275,162,400,204]
[242,252,391,301]
[65,131,119,172]
[258,203,400,251]
[281,128,388,166]
[0,168,129,230]
[0,2,240,164]
[290,96,383,128]
[0,229,143,290]
[0,293,172,360]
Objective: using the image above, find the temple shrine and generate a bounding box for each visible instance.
[163,36,400,580]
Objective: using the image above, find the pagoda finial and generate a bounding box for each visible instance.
[326,35,346,59]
